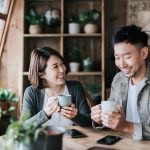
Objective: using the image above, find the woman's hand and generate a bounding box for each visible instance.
[60,104,77,119]
[44,96,60,117]
[91,104,102,124]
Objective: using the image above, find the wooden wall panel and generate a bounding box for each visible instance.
[105,0,127,88]
[0,0,23,90]
[0,0,23,117]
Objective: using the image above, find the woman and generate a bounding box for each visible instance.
[21,47,91,126]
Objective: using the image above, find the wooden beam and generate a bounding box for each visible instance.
[0,0,15,59]
[0,13,7,20]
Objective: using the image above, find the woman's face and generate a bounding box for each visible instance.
[42,55,66,87]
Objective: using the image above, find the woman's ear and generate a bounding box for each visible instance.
[39,72,44,78]
[140,47,148,59]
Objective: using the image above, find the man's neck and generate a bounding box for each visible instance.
[131,64,147,85]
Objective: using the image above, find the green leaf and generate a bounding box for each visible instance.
[20,111,31,122]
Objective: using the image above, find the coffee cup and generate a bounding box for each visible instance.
[57,95,72,107]
[101,101,119,112]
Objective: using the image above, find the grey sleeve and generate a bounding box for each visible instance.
[21,87,49,126]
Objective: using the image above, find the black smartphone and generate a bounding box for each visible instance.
[87,146,116,150]
[96,135,122,145]
[66,129,87,138]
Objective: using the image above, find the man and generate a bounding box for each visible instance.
[91,25,150,140]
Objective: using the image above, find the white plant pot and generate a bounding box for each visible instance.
[84,23,98,34]
[69,62,80,72]
[68,23,80,34]
[29,25,42,34]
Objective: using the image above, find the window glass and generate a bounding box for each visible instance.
[0,0,10,15]
[0,19,5,43]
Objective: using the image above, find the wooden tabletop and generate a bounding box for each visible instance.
[63,126,150,150]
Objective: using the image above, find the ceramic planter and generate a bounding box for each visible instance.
[68,23,80,34]
[69,62,80,72]
[84,23,98,33]
[29,25,42,34]
[17,126,66,150]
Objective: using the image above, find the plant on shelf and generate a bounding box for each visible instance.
[83,57,93,71]
[68,15,80,34]
[68,45,81,72]
[5,112,66,150]
[25,9,45,34]
[0,88,19,135]
[79,9,100,33]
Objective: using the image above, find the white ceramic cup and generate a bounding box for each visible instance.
[57,95,72,107]
[101,101,120,112]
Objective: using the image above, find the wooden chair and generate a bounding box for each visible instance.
[85,92,95,108]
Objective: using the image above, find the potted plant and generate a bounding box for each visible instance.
[5,112,66,150]
[68,45,81,72]
[0,88,19,135]
[79,9,100,33]
[25,9,45,34]
[68,15,80,34]
[83,57,93,71]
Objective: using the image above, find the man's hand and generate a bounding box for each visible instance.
[101,106,133,134]
[61,104,77,119]
[91,104,102,124]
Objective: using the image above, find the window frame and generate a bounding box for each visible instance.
[0,0,15,59]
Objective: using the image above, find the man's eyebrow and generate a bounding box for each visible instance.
[114,52,131,56]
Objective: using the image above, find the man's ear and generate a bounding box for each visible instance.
[39,72,44,78]
[140,47,149,59]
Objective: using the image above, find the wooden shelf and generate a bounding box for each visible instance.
[23,71,102,76]
[24,34,61,37]
[63,33,102,37]
[22,0,105,101]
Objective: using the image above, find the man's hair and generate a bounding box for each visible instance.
[28,47,69,89]
[112,24,148,48]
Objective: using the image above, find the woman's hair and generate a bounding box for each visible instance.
[28,47,69,89]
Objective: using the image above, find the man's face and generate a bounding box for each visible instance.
[114,42,147,79]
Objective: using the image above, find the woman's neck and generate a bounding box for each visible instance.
[45,84,65,97]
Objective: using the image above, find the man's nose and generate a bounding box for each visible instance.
[119,59,127,68]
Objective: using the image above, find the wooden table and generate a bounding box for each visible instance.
[63,126,150,150]
[0,126,149,150]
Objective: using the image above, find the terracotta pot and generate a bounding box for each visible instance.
[29,25,42,34]
[84,23,98,33]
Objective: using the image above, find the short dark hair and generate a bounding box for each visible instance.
[28,47,69,89]
[112,24,148,48]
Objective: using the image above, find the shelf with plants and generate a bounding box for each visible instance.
[21,0,105,104]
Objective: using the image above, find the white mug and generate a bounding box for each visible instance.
[101,101,120,112]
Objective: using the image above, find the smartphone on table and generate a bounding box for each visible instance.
[87,146,116,150]
[65,129,87,138]
[96,135,122,145]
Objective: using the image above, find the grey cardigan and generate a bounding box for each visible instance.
[21,80,92,126]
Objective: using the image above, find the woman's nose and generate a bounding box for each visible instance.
[59,65,64,72]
